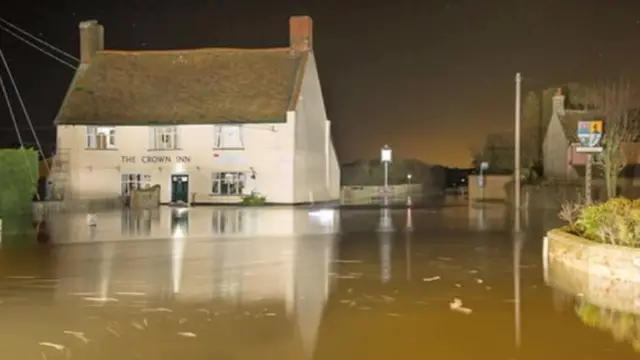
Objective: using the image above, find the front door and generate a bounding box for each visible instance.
[171,175,189,203]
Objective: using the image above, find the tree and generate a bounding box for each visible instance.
[577,80,640,198]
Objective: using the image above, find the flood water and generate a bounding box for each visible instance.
[0,202,638,359]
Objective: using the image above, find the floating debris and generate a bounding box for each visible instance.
[83,297,118,302]
[115,292,146,296]
[387,313,401,317]
[265,312,276,316]
[177,332,196,337]
[131,321,145,330]
[381,295,396,302]
[179,317,188,324]
[359,306,372,310]
[449,298,472,314]
[475,278,484,284]
[63,330,90,344]
[436,257,453,261]
[468,269,479,274]
[142,307,172,313]
[106,326,121,337]
[196,308,210,315]
[454,284,462,288]
[422,276,441,282]
[38,342,65,351]
[485,286,492,290]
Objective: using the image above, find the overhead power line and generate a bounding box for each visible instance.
[0,65,24,147]
[0,17,78,62]
[0,48,48,169]
[0,23,77,69]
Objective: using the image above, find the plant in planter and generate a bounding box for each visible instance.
[241,192,266,206]
[559,197,640,247]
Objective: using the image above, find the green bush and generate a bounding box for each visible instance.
[559,197,640,247]
[0,149,38,215]
[241,193,266,206]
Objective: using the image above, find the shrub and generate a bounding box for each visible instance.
[0,149,38,215]
[241,193,266,206]
[559,197,640,247]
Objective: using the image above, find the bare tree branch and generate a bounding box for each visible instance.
[580,78,640,198]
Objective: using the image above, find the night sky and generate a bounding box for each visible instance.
[2,0,640,167]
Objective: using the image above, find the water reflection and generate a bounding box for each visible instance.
[14,232,338,359]
[211,208,244,234]
[546,253,640,353]
[4,206,640,358]
[45,207,340,244]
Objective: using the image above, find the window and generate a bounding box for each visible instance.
[212,209,244,234]
[87,127,116,149]
[150,126,179,150]
[212,172,246,195]
[213,125,244,149]
[121,173,151,196]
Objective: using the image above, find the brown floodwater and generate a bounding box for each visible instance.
[0,204,638,359]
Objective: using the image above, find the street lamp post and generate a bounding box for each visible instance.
[514,72,522,232]
[379,145,393,232]
[381,145,392,189]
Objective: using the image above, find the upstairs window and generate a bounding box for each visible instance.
[213,125,244,149]
[86,127,116,149]
[150,126,179,150]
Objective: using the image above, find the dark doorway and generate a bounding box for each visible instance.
[171,174,189,203]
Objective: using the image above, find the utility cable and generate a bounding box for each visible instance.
[0,62,37,199]
[0,24,76,69]
[0,67,24,147]
[0,17,78,62]
[0,48,49,172]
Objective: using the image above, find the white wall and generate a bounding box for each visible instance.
[292,53,340,203]
[56,122,295,203]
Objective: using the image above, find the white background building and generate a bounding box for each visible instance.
[52,16,340,204]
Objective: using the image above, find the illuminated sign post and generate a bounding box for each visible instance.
[576,120,604,204]
[379,145,393,232]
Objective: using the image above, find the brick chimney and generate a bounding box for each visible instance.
[289,16,313,52]
[552,87,565,117]
[79,20,104,64]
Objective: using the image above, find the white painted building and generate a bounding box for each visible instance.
[51,16,340,204]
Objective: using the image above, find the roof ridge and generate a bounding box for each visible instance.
[100,47,292,55]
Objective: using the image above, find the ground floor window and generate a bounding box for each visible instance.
[121,173,151,196]
[211,209,244,234]
[212,172,246,195]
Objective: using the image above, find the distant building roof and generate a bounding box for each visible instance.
[55,16,314,126]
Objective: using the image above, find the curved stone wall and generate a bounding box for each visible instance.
[546,229,640,283]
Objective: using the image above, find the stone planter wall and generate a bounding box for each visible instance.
[546,229,640,283]
[546,258,640,315]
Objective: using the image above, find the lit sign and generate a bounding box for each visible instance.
[121,156,191,164]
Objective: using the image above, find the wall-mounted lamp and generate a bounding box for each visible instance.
[250,167,257,179]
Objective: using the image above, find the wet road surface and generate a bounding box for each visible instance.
[0,203,638,359]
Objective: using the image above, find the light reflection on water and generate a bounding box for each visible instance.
[0,205,637,359]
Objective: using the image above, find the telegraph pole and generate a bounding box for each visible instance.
[514,73,522,232]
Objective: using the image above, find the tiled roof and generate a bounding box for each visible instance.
[55,48,307,125]
[558,111,585,142]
